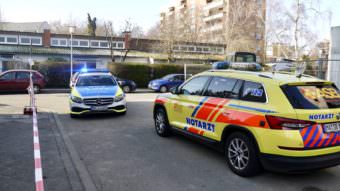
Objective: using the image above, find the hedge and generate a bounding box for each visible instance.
[32,62,211,88]
[108,63,211,87]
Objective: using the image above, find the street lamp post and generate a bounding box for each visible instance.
[69,26,76,82]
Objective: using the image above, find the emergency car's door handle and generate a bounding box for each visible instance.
[187,105,195,109]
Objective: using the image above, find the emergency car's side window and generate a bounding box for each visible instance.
[181,76,210,96]
[204,77,238,98]
[240,81,267,103]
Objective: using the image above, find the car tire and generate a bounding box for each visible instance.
[159,86,168,93]
[225,132,262,177]
[70,114,78,118]
[122,85,131,93]
[154,107,171,137]
[33,85,41,94]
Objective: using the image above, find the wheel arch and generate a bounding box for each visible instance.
[153,103,167,118]
[221,125,260,153]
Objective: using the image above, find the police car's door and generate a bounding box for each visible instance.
[168,76,211,132]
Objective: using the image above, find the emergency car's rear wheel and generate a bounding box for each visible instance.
[154,108,171,137]
[225,132,262,177]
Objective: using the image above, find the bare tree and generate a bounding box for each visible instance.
[220,0,262,56]
[145,23,160,39]
[104,21,116,62]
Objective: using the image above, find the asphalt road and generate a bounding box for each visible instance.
[0,93,340,191]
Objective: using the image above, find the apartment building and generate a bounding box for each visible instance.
[160,0,266,62]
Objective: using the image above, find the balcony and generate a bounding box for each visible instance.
[203,24,223,32]
[203,12,224,22]
[203,0,224,11]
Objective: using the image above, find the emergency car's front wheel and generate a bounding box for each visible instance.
[225,132,262,177]
[154,108,171,137]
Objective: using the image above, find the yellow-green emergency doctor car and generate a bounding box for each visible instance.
[69,70,126,118]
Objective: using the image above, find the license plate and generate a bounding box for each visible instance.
[323,123,340,133]
[91,106,108,111]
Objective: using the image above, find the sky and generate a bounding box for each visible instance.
[0,0,340,39]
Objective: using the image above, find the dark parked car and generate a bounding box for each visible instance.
[148,74,187,93]
[0,70,46,93]
[116,78,137,93]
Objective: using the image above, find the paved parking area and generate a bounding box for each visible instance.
[0,93,340,191]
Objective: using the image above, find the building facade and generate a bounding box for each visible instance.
[160,0,266,62]
[328,26,340,87]
[0,28,225,72]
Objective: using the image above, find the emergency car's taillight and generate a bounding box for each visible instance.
[265,115,315,130]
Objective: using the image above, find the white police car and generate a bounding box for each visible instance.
[69,70,127,118]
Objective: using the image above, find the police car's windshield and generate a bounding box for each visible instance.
[76,75,117,87]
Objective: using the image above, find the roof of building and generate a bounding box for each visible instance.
[0,22,50,33]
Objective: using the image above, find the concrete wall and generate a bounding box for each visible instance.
[328,26,340,87]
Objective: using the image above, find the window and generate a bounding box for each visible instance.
[20,37,30,44]
[180,46,188,51]
[0,72,15,80]
[16,72,30,80]
[181,76,210,96]
[7,37,17,43]
[173,75,184,81]
[112,42,117,48]
[196,47,202,52]
[188,46,195,52]
[91,41,99,47]
[240,81,266,103]
[51,39,58,46]
[71,40,79,46]
[203,47,209,52]
[79,40,89,47]
[0,36,4,42]
[100,42,108,48]
[205,77,238,98]
[282,84,340,109]
[117,42,124,48]
[31,38,41,45]
[60,40,67,46]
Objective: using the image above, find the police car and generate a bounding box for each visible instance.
[69,70,126,118]
[153,68,340,177]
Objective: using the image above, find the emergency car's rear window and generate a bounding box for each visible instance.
[76,75,117,87]
[282,84,340,109]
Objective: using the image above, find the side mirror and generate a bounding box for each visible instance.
[170,86,180,94]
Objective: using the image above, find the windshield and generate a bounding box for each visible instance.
[282,84,340,109]
[76,75,117,87]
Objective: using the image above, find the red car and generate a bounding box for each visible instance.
[0,70,46,93]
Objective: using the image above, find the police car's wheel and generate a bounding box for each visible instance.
[225,132,262,177]
[160,86,168,93]
[122,85,131,93]
[154,108,171,137]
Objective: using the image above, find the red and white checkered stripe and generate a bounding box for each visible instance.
[30,75,44,191]
[33,108,44,191]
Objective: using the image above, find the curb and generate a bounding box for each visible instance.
[53,113,98,191]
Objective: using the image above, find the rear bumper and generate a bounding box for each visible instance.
[260,151,340,173]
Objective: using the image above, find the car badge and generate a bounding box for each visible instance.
[97,99,102,105]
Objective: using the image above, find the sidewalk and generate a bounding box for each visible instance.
[0,110,82,191]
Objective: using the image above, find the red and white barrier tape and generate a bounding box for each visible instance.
[30,75,45,191]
